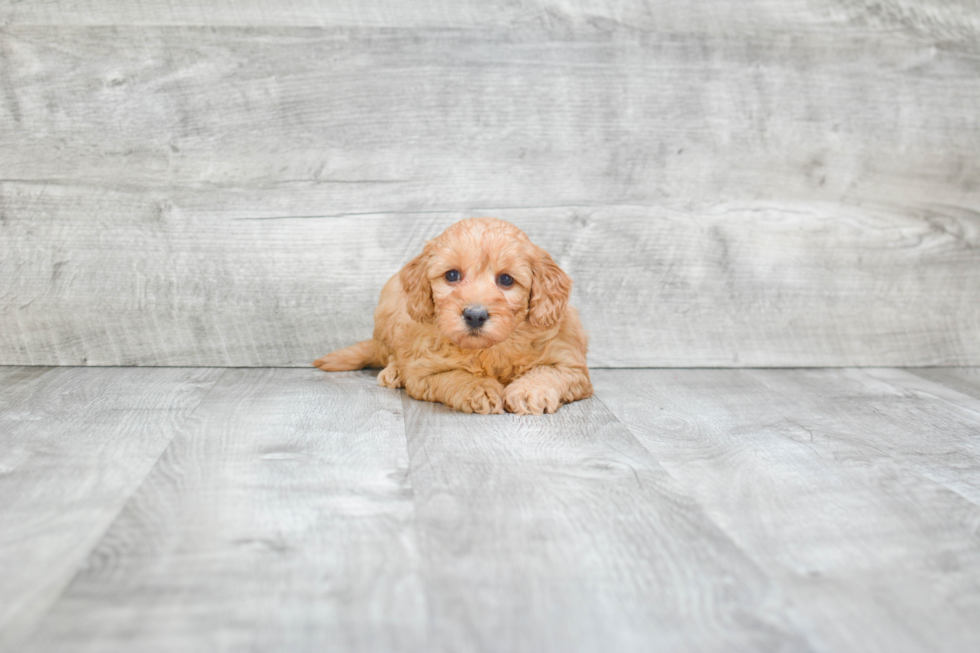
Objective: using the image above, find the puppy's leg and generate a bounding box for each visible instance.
[404,370,505,415]
[504,365,592,415]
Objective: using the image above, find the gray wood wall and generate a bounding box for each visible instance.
[2,1,978,367]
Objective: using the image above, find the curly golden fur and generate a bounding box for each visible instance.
[314,218,592,414]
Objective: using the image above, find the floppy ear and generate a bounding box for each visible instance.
[399,248,435,322]
[528,244,572,328]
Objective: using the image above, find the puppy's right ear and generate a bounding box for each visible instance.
[400,248,435,322]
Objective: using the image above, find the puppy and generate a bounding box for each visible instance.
[314,217,592,415]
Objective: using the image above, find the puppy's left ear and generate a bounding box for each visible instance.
[400,247,435,323]
[528,244,572,328]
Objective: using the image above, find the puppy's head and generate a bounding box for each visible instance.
[400,218,571,349]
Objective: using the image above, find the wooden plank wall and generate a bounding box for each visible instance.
[1,1,978,367]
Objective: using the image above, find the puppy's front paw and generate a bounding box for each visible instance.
[377,364,403,389]
[460,380,505,415]
[504,382,562,415]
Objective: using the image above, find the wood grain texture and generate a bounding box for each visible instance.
[594,368,980,652]
[2,9,980,367]
[0,366,220,652]
[19,369,426,653]
[773,367,980,505]
[2,187,978,367]
[3,25,977,204]
[5,366,980,651]
[2,0,978,39]
[400,394,806,653]
[910,367,980,402]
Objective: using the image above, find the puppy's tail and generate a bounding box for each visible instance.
[313,339,382,371]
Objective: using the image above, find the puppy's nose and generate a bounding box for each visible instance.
[462,306,489,330]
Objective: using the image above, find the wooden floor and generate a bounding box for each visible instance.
[2,366,980,653]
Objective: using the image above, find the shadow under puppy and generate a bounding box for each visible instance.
[315,217,592,414]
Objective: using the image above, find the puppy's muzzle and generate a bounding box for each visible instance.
[462,306,489,330]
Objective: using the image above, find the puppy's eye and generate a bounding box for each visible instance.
[445,270,461,283]
[497,273,514,287]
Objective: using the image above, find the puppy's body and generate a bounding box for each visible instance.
[315,218,592,414]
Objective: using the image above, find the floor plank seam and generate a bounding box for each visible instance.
[8,368,229,650]
[396,392,439,652]
[748,368,980,504]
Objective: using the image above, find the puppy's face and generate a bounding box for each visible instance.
[400,218,571,350]
[429,230,532,349]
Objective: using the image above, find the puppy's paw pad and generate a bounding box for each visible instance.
[462,383,504,415]
[504,384,562,415]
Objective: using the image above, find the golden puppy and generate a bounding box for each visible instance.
[314,217,592,414]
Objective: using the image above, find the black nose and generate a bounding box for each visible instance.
[462,306,489,330]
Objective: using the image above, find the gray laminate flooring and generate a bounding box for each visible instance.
[2,366,979,653]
